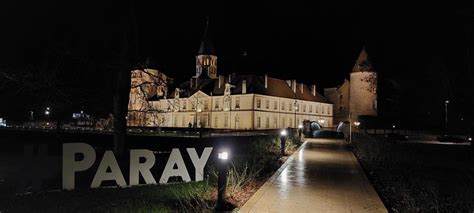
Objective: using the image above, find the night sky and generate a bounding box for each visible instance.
[1,1,473,128]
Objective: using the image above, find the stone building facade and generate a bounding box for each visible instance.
[127,22,333,129]
[324,47,378,125]
[130,75,333,130]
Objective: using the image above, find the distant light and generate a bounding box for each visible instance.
[46,122,50,126]
[354,121,360,126]
[46,107,50,110]
[298,124,303,129]
[80,111,84,114]
[445,100,450,104]
[280,129,287,136]
[45,111,50,115]
[392,125,396,128]
[318,119,325,124]
[218,152,229,160]
[469,137,472,142]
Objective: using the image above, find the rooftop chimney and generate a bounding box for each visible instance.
[292,80,297,93]
[218,75,224,88]
[264,74,268,89]
[300,83,304,94]
[312,85,317,96]
[242,80,247,94]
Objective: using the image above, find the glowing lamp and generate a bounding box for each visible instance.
[218,152,228,160]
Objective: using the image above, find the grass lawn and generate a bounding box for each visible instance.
[2,181,215,212]
[351,133,474,212]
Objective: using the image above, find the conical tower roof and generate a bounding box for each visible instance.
[197,18,215,55]
[352,46,375,72]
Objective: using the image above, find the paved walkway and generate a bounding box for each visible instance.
[240,138,387,213]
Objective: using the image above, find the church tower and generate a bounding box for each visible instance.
[195,18,217,79]
[349,46,378,122]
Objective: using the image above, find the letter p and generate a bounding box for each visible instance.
[62,143,96,190]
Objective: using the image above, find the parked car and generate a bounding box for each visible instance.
[384,133,408,142]
[436,135,466,143]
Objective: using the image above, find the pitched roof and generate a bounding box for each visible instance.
[197,18,215,55]
[352,46,376,73]
[170,74,329,103]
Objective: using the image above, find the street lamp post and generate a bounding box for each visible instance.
[349,113,352,143]
[445,100,449,132]
[294,100,297,129]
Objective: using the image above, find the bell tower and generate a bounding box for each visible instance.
[196,18,217,79]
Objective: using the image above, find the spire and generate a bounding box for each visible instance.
[198,17,215,55]
[352,46,375,72]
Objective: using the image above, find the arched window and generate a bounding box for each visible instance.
[224,96,231,111]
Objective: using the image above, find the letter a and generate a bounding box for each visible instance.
[159,148,191,184]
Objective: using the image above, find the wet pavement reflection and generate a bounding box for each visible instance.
[240,138,387,213]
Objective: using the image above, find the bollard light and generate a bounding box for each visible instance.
[216,150,230,210]
[280,129,288,156]
[298,124,303,137]
[216,153,229,209]
[218,151,228,160]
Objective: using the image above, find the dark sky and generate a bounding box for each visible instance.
[1,1,474,125]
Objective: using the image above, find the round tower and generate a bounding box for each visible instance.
[349,46,377,122]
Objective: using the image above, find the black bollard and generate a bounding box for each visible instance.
[280,129,287,156]
[216,151,229,210]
